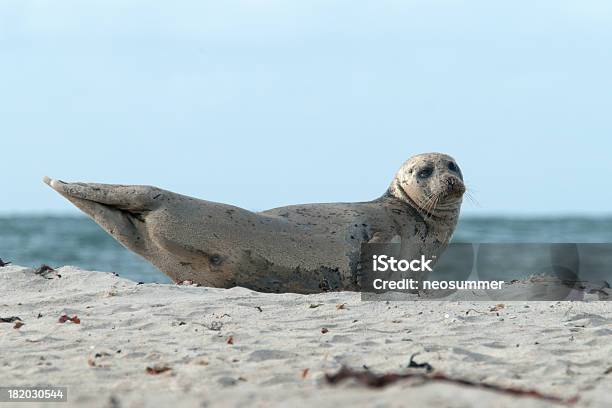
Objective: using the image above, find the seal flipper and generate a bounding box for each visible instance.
[43,177,155,256]
[42,177,159,211]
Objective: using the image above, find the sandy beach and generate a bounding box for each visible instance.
[1,265,611,407]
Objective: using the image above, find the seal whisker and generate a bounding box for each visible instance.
[424,195,434,216]
[431,194,441,217]
[464,190,480,207]
[423,192,441,219]
[421,193,438,218]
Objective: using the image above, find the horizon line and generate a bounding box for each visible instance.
[2,210,612,219]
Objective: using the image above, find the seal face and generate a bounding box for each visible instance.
[388,153,465,220]
[43,152,465,294]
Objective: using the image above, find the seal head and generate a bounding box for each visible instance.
[388,152,465,220]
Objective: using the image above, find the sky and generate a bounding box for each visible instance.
[1,1,612,215]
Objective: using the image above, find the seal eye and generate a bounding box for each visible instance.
[417,168,433,179]
[448,162,458,172]
[209,255,222,266]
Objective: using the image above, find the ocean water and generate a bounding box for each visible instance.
[1,215,612,283]
[0,216,171,283]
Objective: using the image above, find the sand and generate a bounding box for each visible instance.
[1,265,611,407]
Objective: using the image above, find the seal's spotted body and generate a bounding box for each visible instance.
[44,153,464,293]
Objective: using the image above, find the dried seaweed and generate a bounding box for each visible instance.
[58,314,80,324]
[325,366,578,405]
[0,316,22,323]
[35,264,61,279]
[35,264,55,274]
[145,365,172,375]
[407,353,433,372]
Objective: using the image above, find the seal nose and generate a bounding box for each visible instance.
[445,177,465,197]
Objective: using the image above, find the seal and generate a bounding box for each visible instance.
[43,152,465,293]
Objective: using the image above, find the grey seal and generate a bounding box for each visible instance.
[43,152,465,293]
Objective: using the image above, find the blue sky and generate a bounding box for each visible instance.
[2,1,612,215]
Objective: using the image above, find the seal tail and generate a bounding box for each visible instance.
[43,177,159,255]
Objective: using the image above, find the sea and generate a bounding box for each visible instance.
[2,215,612,284]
